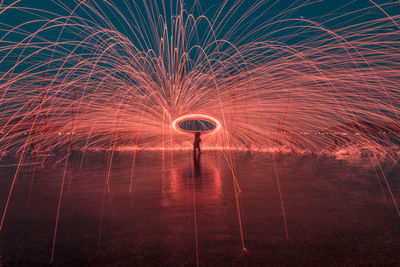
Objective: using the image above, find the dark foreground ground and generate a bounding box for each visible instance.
[0,151,399,266]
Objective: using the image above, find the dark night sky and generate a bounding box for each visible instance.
[0,0,399,74]
[2,0,400,36]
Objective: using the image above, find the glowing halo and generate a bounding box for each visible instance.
[172,114,222,135]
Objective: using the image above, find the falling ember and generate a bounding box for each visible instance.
[0,0,400,265]
[0,0,398,153]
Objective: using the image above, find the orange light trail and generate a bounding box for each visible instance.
[171,113,222,135]
[0,0,400,263]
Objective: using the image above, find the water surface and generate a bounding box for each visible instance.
[0,151,399,266]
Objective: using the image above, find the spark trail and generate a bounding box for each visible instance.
[0,0,400,262]
[0,0,399,155]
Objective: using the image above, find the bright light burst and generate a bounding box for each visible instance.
[0,0,399,155]
[1,1,400,262]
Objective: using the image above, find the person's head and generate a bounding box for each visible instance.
[195,132,200,137]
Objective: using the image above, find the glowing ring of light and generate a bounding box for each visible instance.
[172,114,222,135]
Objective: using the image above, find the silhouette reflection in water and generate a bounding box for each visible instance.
[193,151,201,177]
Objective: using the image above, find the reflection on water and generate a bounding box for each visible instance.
[166,153,222,203]
[0,151,399,266]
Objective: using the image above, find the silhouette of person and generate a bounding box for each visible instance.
[334,136,338,150]
[193,132,201,155]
